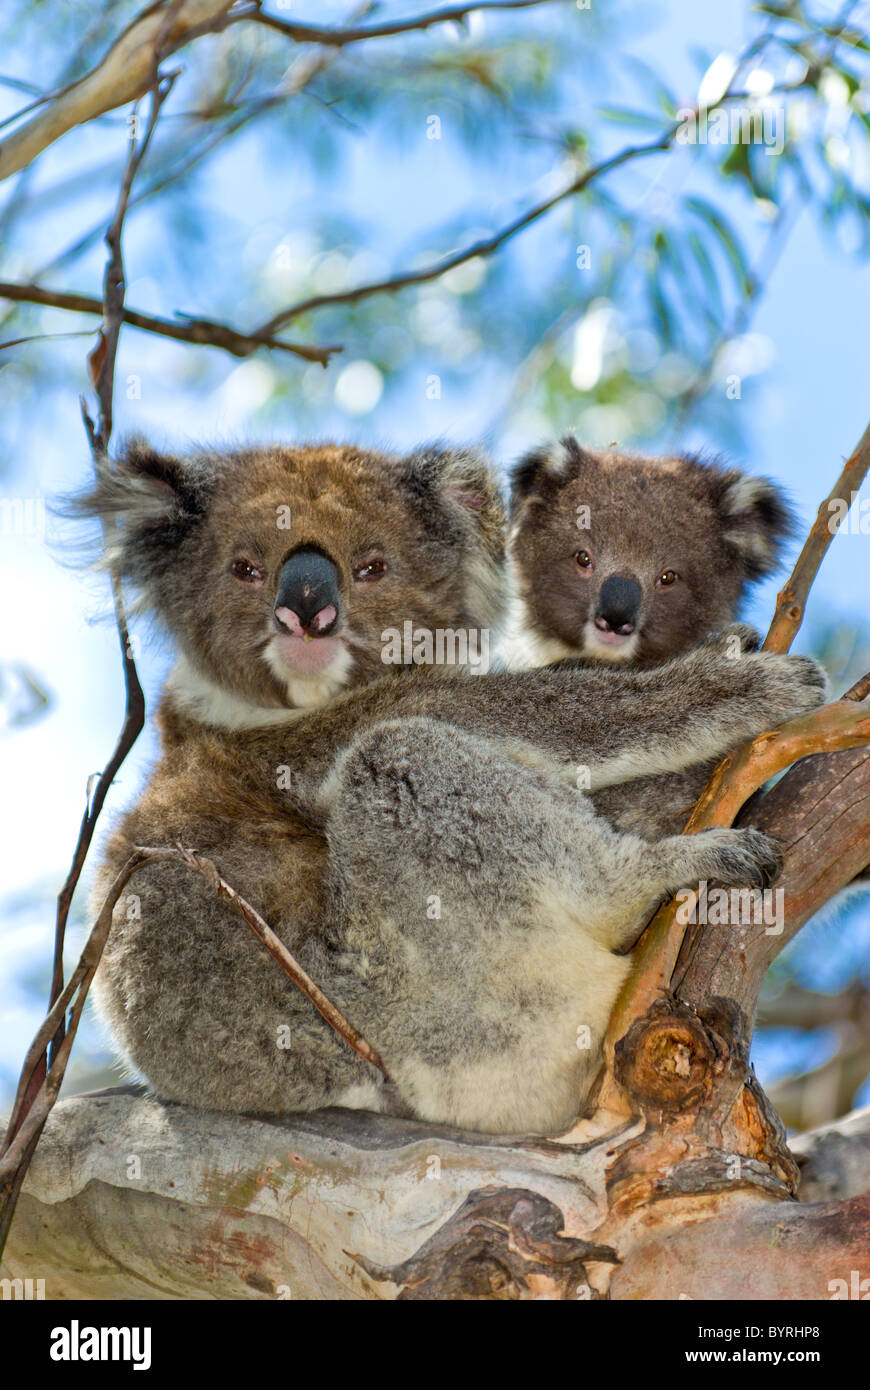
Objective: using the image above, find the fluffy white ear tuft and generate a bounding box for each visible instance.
[718,471,795,579]
[538,440,574,477]
[509,435,598,513]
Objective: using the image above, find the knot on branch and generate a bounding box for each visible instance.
[614,999,741,1115]
[352,1187,619,1301]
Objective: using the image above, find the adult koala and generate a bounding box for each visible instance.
[70,439,825,1134]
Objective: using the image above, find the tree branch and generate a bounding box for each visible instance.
[0,0,242,183]
[768,1039,870,1133]
[594,428,870,1121]
[0,0,570,183]
[0,281,339,365]
[682,688,870,833]
[254,130,675,337]
[25,12,357,289]
[249,0,567,48]
[0,75,176,1262]
[757,981,870,1030]
[764,420,870,654]
[0,845,387,1190]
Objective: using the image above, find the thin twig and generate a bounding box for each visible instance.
[764,421,870,653]
[0,75,172,1262]
[0,281,339,365]
[255,130,676,337]
[171,845,388,1073]
[90,76,177,446]
[0,328,97,350]
[0,845,387,1186]
[670,198,805,433]
[250,0,566,47]
[1,125,673,359]
[27,11,359,289]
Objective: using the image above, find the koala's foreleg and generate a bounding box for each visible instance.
[582,638,826,790]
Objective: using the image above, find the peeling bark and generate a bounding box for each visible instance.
[3,1089,868,1301]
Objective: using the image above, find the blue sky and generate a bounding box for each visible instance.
[0,0,868,1110]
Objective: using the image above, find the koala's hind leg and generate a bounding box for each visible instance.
[321,715,631,1131]
[602,825,783,953]
[319,716,782,1133]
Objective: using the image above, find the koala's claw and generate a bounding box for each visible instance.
[773,652,828,710]
[689,826,784,891]
[743,650,828,726]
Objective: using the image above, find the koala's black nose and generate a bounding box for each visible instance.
[274,547,341,638]
[595,573,642,636]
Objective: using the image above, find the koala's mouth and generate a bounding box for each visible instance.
[582,619,640,664]
[269,629,346,677]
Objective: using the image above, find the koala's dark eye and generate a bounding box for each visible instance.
[574,549,593,571]
[230,558,265,585]
[656,569,679,588]
[353,558,388,583]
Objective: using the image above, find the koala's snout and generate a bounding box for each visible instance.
[275,546,341,638]
[595,573,642,636]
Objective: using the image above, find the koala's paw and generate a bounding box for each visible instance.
[751,651,828,721]
[706,622,761,656]
[689,826,784,890]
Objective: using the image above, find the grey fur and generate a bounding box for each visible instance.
[76,439,825,1134]
[503,439,797,839]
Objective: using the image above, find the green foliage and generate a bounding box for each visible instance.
[0,0,867,450]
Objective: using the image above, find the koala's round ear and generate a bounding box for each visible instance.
[396,444,506,626]
[72,437,209,521]
[397,444,505,553]
[509,435,598,515]
[710,467,796,580]
[62,437,214,584]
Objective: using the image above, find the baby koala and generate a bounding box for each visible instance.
[501,435,798,839]
[503,434,793,671]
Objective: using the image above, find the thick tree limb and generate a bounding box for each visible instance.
[0,281,339,365]
[677,743,870,1014]
[792,1104,870,1202]
[0,0,568,183]
[0,1,243,183]
[3,1089,868,1299]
